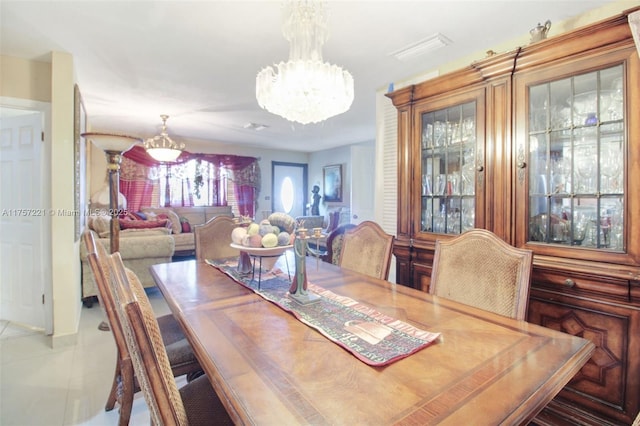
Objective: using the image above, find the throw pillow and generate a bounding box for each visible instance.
[180,217,191,233]
[119,218,169,230]
[141,208,182,235]
[132,211,147,220]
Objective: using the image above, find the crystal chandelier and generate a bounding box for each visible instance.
[256,0,354,125]
[144,115,185,162]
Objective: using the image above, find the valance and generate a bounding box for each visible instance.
[124,145,257,172]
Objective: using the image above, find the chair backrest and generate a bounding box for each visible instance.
[339,221,394,280]
[108,250,189,426]
[322,223,356,265]
[82,231,130,359]
[194,216,239,262]
[325,211,340,234]
[430,228,533,320]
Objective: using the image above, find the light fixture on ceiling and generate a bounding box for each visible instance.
[243,122,269,131]
[256,0,354,125]
[629,10,640,58]
[144,114,185,162]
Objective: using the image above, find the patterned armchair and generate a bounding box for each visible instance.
[321,223,356,265]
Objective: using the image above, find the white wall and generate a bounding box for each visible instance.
[1,52,82,346]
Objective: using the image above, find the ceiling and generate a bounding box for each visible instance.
[0,0,619,153]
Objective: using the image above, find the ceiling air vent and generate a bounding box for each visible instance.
[389,33,452,62]
[243,122,269,131]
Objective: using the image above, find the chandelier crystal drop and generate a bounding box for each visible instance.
[256,0,354,125]
[144,115,185,163]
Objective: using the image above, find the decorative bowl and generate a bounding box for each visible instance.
[230,243,293,257]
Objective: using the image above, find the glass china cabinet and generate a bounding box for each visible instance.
[524,65,625,252]
[420,101,477,236]
[388,8,640,425]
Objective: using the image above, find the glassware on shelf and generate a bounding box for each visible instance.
[550,155,571,194]
[584,112,598,126]
[572,90,614,125]
[571,218,588,246]
[422,123,433,149]
[421,174,432,196]
[433,121,446,147]
[551,221,568,243]
[421,101,476,236]
[600,145,622,193]
[576,149,597,193]
[447,173,460,196]
[435,174,446,196]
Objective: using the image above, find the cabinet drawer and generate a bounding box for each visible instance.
[532,269,629,301]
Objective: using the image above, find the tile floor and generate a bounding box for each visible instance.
[0,288,185,425]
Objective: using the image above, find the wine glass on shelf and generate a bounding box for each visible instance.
[600,146,622,193]
[576,150,596,193]
[435,174,446,196]
[422,174,432,196]
[551,155,571,194]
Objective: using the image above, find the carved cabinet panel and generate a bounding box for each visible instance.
[529,290,639,424]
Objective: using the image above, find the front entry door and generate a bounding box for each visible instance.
[271,162,308,219]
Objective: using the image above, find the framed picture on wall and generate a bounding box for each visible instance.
[74,84,87,241]
[323,164,342,202]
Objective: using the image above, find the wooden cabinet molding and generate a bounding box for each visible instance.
[387,8,640,425]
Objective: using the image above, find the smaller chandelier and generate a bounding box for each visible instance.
[256,0,354,125]
[144,115,185,162]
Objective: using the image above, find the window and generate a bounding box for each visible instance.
[120,146,260,217]
[156,159,228,207]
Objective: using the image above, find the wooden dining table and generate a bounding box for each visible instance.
[151,256,594,426]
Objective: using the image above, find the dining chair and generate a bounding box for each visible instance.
[82,231,204,425]
[325,210,341,234]
[108,251,233,426]
[339,221,394,280]
[430,228,533,320]
[321,223,356,265]
[194,216,239,262]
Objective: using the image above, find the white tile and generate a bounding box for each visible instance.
[0,290,189,426]
[0,349,74,425]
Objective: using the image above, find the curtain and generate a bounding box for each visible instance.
[122,146,260,212]
[231,160,261,218]
[119,156,154,212]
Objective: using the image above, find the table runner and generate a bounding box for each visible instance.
[206,258,441,366]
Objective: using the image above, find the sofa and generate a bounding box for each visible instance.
[80,205,233,306]
[80,225,175,306]
[140,206,233,256]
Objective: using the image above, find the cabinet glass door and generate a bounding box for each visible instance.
[420,101,476,235]
[527,64,624,250]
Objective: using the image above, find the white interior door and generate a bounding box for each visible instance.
[271,162,308,219]
[350,144,375,224]
[0,110,46,329]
